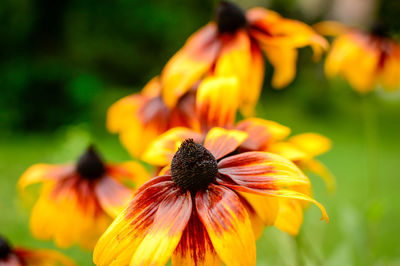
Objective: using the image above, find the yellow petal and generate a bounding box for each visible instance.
[288,133,332,157]
[18,164,58,191]
[274,198,304,236]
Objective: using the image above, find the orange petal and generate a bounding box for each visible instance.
[14,248,76,266]
[288,133,332,157]
[172,210,222,266]
[161,23,220,108]
[130,189,192,266]
[203,127,248,160]
[196,76,239,132]
[95,176,134,218]
[196,184,256,266]
[380,43,400,91]
[142,127,202,166]
[313,21,349,37]
[263,45,298,89]
[235,118,291,151]
[18,164,62,191]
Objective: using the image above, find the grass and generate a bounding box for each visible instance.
[1,80,399,265]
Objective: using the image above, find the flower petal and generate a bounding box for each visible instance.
[203,127,248,160]
[288,133,332,157]
[235,118,291,151]
[107,161,150,188]
[196,76,239,132]
[14,248,76,266]
[95,176,134,218]
[238,192,279,227]
[161,23,220,108]
[273,198,304,236]
[142,127,202,166]
[196,184,256,266]
[18,164,66,191]
[313,21,350,36]
[130,189,192,266]
[172,210,222,266]
[302,159,336,193]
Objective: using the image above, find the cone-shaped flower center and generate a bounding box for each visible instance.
[216,1,247,33]
[0,236,11,259]
[171,139,218,193]
[76,145,106,180]
[371,22,388,38]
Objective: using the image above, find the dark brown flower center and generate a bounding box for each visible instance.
[0,236,11,259]
[171,139,218,193]
[216,1,247,34]
[76,145,105,180]
[371,22,388,38]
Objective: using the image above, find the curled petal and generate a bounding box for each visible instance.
[196,76,239,132]
[235,118,291,151]
[161,23,220,108]
[203,128,248,160]
[142,127,202,166]
[196,184,256,266]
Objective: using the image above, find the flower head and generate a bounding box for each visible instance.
[18,145,149,249]
[161,1,327,115]
[0,235,75,266]
[93,129,327,265]
[315,21,400,93]
[107,76,199,157]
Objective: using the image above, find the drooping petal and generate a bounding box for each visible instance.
[301,159,336,193]
[130,189,192,266]
[263,45,298,89]
[196,76,239,132]
[235,118,291,151]
[203,127,248,160]
[161,23,220,108]
[13,248,76,266]
[93,176,187,266]
[196,184,256,266]
[288,133,332,157]
[95,176,134,218]
[273,198,304,236]
[18,164,69,191]
[240,43,265,117]
[218,152,309,189]
[142,127,202,166]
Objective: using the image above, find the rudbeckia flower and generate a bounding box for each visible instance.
[143,77,333,236]
[94,130,328,266]
[18,145,149,249]
[161,1,327,115]
[107,76,199,157]
[315,21,400,92]
[0,235,75,265]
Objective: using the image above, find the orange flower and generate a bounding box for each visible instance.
[0,236,75,266]
[93,131,327,266]
[161,1,327,115]
[143,77,333,236]
[315,21,400,92]
[18,145,149,249]
[107,76,199,158]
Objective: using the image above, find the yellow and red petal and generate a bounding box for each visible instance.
[196,76,239,132]
[106,161,150,188]
[18,164,68,191]
[203,127,248,160]
[195,184,256,266]
[93,176,176,265]
[235,118,291,151]
[380,43,400,91]
[172,210,222,266]
[142,127,202,166]
[218,152,309,189]
[14,248,76,266]
[288,133,332,157]
[161,23,220,108]
[94,176,134,218]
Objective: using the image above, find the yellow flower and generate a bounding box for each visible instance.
[0,235,75,266]
[315,21,400,92]
[161,1,327,115]
[93,130,327,266]
[18,145,149,249]
[107,76,199,158]
[143,77,333,236]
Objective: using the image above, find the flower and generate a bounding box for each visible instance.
[107,76,199,158]
[315,21,400,93]
[161,1,327,115]
[93,130,328,265]
[0,235,75,266]
[18,145,149,249]
[143,77,333,236]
